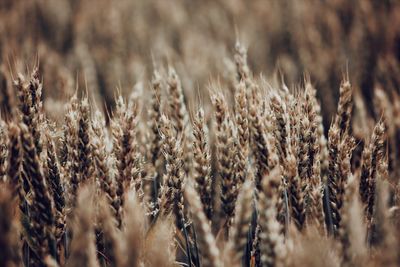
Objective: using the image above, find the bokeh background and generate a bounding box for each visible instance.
[0,0,399,129]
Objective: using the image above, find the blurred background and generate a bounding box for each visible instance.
[0,0,399,129]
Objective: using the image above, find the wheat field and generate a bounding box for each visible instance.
[0,1,400,267]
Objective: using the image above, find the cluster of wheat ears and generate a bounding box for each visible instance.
[0,42,398,267]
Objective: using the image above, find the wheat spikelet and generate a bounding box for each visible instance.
[303,83,325,232]
[275,173,289,235]
[234,41,251,82]
[285,94,306,231]
[159,115,185,227]
[327,122,341,235]
[307,150,325,233]
[233,81,249,185]
[112,95,142,211]
[61,95,80,208]
[335,79,353,135]
[310,85,329,185]
[167,67,191,174]
[192,107,213,220]
[167,67,188,135]
[112,96,128,207]
[128,91,145,196]
[359,139,372,205]
[297,104,311,217]
[326,78,355,234]
[287,149,306,231]
[8,123,33,265]
[20,123,57,264]
[287,93,299,156]
[247,81,263,155]
[146,70,164,213]
[77,97,94,184]
[270,92,290,166]
[328,125,355,236]
[366,121,386,221]
[59,94,78,168]
[92,110,121,225]
[45,133,66,259]
[147,70,163,167]
[210,90,238,225]
[248,86,278,191]
[14,69,44,155]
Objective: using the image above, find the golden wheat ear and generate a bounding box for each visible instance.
[111,93,142,225]
[14,68,45,155]
[234,41,251,82]
[300,83,326,233]
[287,152,306,232]
[210,89,238,228]
[166,67,192,175]
[192,107,213,221]
[158,114,185,228]
[233,81,249,186]
[336,79,353,135]
[247,82,278,193]
[76,97,94,185]
[60,94,79,209]
[359,120,386,225]
[20,123,57,265]
[296,94,312,229]
[144,70,164,216]
[147,69,163,168]
[45,133,67,262]
[366,121,386,222]
[92,110,120,225]
[166,67,188,136]
[270,91,289,167]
